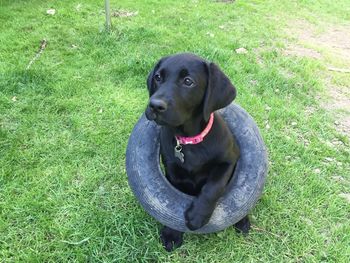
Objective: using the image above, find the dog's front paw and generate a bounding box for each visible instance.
[160,226,183,252]
[234,215,251,235]
[184,202,211,231]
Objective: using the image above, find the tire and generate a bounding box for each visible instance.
[126,103,268,234]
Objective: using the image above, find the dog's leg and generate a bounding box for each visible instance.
[160,226,184,252]
[184,163,234,230]
[234,215,251,235]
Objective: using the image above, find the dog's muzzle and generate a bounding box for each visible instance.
[145,98,168,121]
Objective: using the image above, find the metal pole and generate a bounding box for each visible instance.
[105,0,111,30]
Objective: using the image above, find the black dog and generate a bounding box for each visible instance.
[145,53,250,251]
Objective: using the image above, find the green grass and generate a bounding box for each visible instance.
[1,0,350,262]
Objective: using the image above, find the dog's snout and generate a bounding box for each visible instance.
[149,98,167,113]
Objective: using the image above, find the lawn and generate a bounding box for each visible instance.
[0,0,349,262]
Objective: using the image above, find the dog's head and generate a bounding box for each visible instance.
[145,53,236,126]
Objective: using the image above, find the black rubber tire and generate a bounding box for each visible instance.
[126,103,268,234]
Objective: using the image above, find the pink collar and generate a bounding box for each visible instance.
[175,113,214,145]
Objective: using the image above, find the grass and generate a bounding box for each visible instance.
[0,0,350,262]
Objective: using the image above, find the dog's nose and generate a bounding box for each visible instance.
[149,98,167,113]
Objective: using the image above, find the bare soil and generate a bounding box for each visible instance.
[285,20,350,138]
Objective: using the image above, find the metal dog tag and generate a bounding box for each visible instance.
[174,141,184,163]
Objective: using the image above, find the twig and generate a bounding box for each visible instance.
[26,39,47,70]
[328,67,350,73]
[60,237,90,245]
[251,225,282,238]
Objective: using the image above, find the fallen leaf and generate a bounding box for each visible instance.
[112,10,138,17]
[250,80,258,86]
[206,32,214,37]
[235,47,248,54]
[303,139,310,146]
[332,175,345,182]
[324,157,334,162]
[75,4,82,11]
[331,139,344,146]
[47,9,56,15]
[216,231,225,238]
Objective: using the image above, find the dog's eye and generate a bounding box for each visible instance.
[154,74,161,82]
[184,77,194,86]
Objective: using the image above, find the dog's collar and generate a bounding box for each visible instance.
[175,113,214,145]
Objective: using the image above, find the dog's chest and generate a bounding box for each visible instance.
[160,128,219,173]
[176,145,207,170]
[162,141,211,173]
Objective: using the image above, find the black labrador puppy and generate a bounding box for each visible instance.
[145,53,250,251]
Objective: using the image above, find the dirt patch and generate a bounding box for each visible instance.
[284,20,350,138]
[323,84,350,111]
[325,85,350,135]
[285,20,350,61]
[283,46,322,59]
[339,193,350,203]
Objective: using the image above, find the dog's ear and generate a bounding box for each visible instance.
[203,62,236,121]
[146,67,156,95]
[147,56,169,95]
